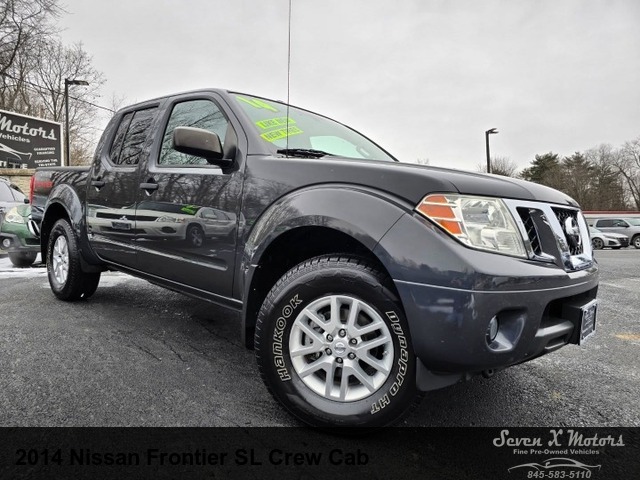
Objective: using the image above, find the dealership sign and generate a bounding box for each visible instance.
[0,109,63,169]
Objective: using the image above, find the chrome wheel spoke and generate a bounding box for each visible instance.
[290,341,324,358]
[339,369,350,401]
[297,356,331,378]
[356,334,390,353]
[296,321,326,345]
[359,353,391,375]
[348,364,377,393]
[324,362,338,397]
[302,308,330,332]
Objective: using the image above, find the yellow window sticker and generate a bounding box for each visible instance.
[255,117,295,130]
[260,126,304,142]
[236,96,279,112]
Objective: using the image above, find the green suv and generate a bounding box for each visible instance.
[0,177,40,267]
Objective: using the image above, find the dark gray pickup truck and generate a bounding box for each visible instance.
[31,89,599,427]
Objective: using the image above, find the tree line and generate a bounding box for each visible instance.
[0,0,106,165]
[477,136,640,211]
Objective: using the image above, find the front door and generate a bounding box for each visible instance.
[134,95,243,299]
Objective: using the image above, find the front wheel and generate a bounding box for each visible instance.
[592,238,604,250]
[47,219,101,301]
[255,255,419,428]
[633,235,640,249]
[8,251,37,268]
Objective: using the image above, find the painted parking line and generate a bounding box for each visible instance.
[614,334,640,342]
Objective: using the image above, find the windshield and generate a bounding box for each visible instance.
[626,218,640,226]
[233,94,396,162]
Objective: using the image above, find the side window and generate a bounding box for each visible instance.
[596,219,613,227]
[109,108,157,166]
[109,112,133,164]
[159,100,229,166]
[9,184,26,202]
[613,220,629,227]
[0,182,13,202]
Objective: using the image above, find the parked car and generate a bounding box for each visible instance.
[588,227,628,249]
[31,89,599,427]
[0,203,40,266]
[0,176,28,224]
[592,218,640,249]
[0,176,40,266]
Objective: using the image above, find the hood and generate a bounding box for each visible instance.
[417,165,578,207]
[326,160,579,208]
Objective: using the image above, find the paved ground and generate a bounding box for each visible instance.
[0,249,638,427]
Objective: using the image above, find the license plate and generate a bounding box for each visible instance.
[111,221,131,230]
[579,300,597,344]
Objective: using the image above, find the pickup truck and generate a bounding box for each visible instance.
[31,89,599,427]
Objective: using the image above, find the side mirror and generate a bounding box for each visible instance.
[24,198,30,204]
[172,127,231,166]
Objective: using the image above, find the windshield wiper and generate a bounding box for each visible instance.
[276,148,333,158]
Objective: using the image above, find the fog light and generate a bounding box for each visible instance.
[2,238,11,248]
[486,316,499,344]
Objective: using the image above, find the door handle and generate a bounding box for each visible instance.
[140,179,159,193]
[91,179,105,189]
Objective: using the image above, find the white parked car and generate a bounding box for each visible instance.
[589,227,628,249]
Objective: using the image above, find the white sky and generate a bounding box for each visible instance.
[59,0,640,171]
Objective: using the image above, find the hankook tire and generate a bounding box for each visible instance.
[47,219,101,301]
[255,255,419,428]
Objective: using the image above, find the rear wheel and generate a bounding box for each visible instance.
[8,251,37,268]
[255,255,419,428]
[592,238,604,250]
[47,219,101,301]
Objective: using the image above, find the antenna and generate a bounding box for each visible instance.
[286,0,292,153]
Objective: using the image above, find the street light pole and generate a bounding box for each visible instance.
[64,78,89,166]
[485,128,498,174]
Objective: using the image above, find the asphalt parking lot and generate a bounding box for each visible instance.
[0,249,638,427]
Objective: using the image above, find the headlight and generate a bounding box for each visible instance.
[4,207,25,224]
[415,194,527,258]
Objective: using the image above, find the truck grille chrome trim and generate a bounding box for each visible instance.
[504,199,593,272]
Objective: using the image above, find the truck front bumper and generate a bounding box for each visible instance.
[374,211,599,392]
[395,274,598,390]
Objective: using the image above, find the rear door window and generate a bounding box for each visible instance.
[110,108,157,166]
[596,219,613,227]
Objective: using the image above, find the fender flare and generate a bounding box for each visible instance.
[239,184,411,344]
[41,184,102,267]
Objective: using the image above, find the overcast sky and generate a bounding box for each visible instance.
[59,0,640,171]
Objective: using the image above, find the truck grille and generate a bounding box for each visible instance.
[553,208,584,256]
[517,208,542,255]
[504,199,593,272]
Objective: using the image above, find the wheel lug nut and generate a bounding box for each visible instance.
[339,329,346,337]
[336,357,343,364]
[348,353,356,360]
[326,335,333,342]
[349,338,357,345]
[325,348,332,355]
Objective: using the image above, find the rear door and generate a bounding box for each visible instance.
[85,106,158,266]
[133,93,245,299]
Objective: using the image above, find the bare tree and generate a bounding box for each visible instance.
[0,0,60,76]
[476,156,519,177]
[26,40,105,164]
[615,137,640,210]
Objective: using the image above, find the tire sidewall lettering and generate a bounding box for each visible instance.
[370,310,409,414]
[271,294,303,382]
